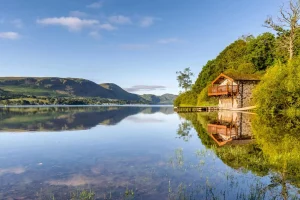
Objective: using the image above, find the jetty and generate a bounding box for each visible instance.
[174,106,219,113]
[174,106,256,113]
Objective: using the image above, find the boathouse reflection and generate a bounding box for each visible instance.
[207,112,254,146]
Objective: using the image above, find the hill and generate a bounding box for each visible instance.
[140,93,177,104]
[100,83,143,101]
[0,77,177,104]
[0,77,115,98]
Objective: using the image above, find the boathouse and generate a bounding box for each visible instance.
[208,73,260,109]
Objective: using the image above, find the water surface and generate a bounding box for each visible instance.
[0,106,299,199]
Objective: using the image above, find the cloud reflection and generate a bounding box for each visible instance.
[47,175,102,186]
[126,116,165,123]
[0,167,26,176]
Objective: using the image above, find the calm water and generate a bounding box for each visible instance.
[0,106,299,200]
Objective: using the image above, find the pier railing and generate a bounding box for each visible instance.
[208,85,238,96]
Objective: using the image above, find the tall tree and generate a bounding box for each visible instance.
[264,0,300,60]
[247,32,276,71]
[176,67,194,92]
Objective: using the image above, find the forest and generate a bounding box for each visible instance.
[175,0,300,113]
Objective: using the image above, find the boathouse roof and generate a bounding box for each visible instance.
[211,73,261,85]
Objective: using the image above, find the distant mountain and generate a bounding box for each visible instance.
[0,77,177,104]
[0,77,115,98]
[140,93,177,104]
[99,83,143,101]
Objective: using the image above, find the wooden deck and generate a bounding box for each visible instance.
[174,106,219,113]
[174,106,256,113]
[208,85,238,96]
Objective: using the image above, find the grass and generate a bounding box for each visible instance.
[51,190,95,200]
[0,85,62,96]
[178,104,195,107]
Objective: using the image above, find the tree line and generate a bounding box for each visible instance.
[0,95,148,106]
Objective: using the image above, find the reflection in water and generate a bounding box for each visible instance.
[207,111,254,146]
[0,107,300,199]
[0,167,26,176]
[180,111,300,199]
[252,114,300,200]
[176,121,193,141]
[0,106,174,132]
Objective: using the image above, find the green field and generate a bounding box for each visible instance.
[0,86,67,97]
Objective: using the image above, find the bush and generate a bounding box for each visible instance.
[253,58,300,113]
[174,91,197,106]
[197,86,218,106]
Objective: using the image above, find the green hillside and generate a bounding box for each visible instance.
[0,77,115,98]
[140,93,177,104]
[100,83,143,101]
[100,83,177,104]
[0,77,177,105]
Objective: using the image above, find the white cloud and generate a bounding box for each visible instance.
[140,17,155,27]
[108,15,132,25]
[0,32,20,40]
[98,23,117,31]
[125,85,166,92]
[36,17,99,31]
[89,31,101,39]
[158,38,182,44]
[87,1,103,8]
[11,19,23,28]
[69,11,88,18]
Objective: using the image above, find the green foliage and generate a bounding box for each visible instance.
[71,190,95,200]
[253,58,300,113]
[192,39,250,95]
[140,93,177,105]
[175,33,276,106]
[174,91,197,106]
[176,67,194,91]
[246,32,276,71]
[197,86,218,106]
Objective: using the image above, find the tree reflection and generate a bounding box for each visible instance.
[252,114,300,199]
[179,112,300,199]
[176,121,193,141]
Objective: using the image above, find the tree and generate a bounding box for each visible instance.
[247,32,276,71]
[176,67,194,92]
[264,0,300,60]
[253,58,300,113]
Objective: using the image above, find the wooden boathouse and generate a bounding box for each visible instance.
[208,73,261,109]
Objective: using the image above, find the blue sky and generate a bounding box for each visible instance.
[0,0,284,95]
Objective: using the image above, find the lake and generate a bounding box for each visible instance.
[0,106,299,200]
